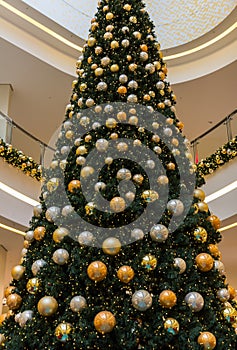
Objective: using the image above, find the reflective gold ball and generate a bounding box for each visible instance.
[123,4,132,11]
[88,37,96,47]
[53,227,69,243]
[11,265,25,280]
[193,227,208,243]
[193,188,206,201]
[207,215,221,230]
[164,318,179,334]
[102,237,121,256]
[6,293,22,310]
[159,290,177,308]
[87,261,107,282]
[167,162,176,170]
[95,67,104,76]
[195,253,214,272]
[111,40,119,49]
[26,278,40,294]
[110,197,126,213]
[208,244,221,258]
[0,313,7,326]
[117,86,127,95]
[34,226,46,240]
[197,202,209,213]
[157,102,165,109]
[94,311,116,334]
[141,254,157,271]
[55,322,72,343]
[37,296,58,316]
[106,12,114,20]
[117,266,135,283]
[4,286,16,298]
[68,180,81,193]
[228,285,237,300]
[197,332,216,349]
[110,64,119,72]
[140,44,148,52]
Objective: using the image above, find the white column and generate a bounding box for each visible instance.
[0,244,7,314]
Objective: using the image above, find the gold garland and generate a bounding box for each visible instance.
[197,136,237,176]
[0,139,41,181]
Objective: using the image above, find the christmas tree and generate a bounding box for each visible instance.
[1,0,237,349]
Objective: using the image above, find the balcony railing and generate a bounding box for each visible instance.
[0,109,237,168]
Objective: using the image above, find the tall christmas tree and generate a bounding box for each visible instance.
[1,1,237,349]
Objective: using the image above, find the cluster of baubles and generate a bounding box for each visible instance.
[0,140,41,180]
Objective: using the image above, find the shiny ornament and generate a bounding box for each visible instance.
[70,296,87,313]
[214,260,225,275]
[18,310,33,327]
[156,81,165,89]
[196,253,214,272]
[117,168,132,181]
[127,94,138,103]
[52,249,69,265]
[110,197,126,213]
[185,292,204,312]
[87,261,107,282]
[85,202,96,215]
[34,226,46,240]
[95,67,104,77]
[95,182,106,192]
[141,254,157,271]
[111,64,119,72]
[208,244,220,258]
[159,290,177,308]
[33,204,42,217]
[55,322,72,343]
[145,63,155,74]
[228,285,237,300]
[4,286,16,298]
[166,162,175,170]
[150,224,169,242]
[164,318,179,335]
[128,80,138,89]
[26,278,40,294]
[106,12,114,20]
[78,231,94,246]
[123,4,132,11]
[217,288,230,302]
[97,82,108,91]
[193,188,206,201]
[37,296,58,316]
[94,311,116,334]
[81,166,94,178]
[125,191,135,201]
[140,52,148,61]
[31,259,46,276]
[117,266,134,283]
[95,46,103,55]
[133,174,144,185]
[157,175,169,185]
[88,37,96,47]
[167,199,184,216]
[131,228,144,240]
[223,304,237,323]
[133,31,141,39]
[119,74,128,83]
[142,190,159,202]
[197,201,209,213]
[101,56,110,66]
[140,44,148,52]
[111,40,119,49]
[45,206,60,223]
[106,118,117,128]
[207,215,221,230]
[25,230,34,242]
[0,334,5,346]
[6,293,22,310]
[122,26,129,33]
[197,332,216,349]
[117,86,127,95]
[0,314,7,326]
[96,138,109,152]
[47,177,59,192]
[11,265,25,280]
[174,258,186,274]
[193,227,208,243]
[102,237,121,256]
[104,32,113,40]
[122,39,130,47]
[53,227,69,243]
[79,83,87,92]
[129,16,137,23]
[132,290,152,311]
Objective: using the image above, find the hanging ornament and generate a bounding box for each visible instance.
[87,261,107,282]
[131,228,144,240]
[132,290,152,311]
[31,259,46,276]
[193,188,206,201]
[11,265,25,281]
[25,230,34,242]
[78,231,95,246]
[197,332,216,349]
[53,227,69,243]
[207,215,221,230]
[45,207,60,223]
[37,296,58,316]
[111,64,119,72]
[193,227,208,243]
[26,278,40,294]
[33,204,42,217]
[117,168,132,181]
[208,244,221,258]
[85,202,96,215]
[102,237,121,256]
[52,249,69,265]
[111,40,119,49]
[97,82,108,91]
[150,224,169,242]
[47,177,60,192]
[141,254,157,271]
[133,174,144,185]
[195,253,214,272]
[214,260,225,275]
[18,310,33,328]
[0,313,7,326]
[157,175,169,185]
[117,266,134,283]
[142,190,159,202]
[223,304,237,323]
[55,323,72,343]
[228,285,237,300]
[140,52,148,61]
[197,202,209,213]
[70,296,87,312]
[185,292,204,312]
[110,197,126,213]
[164,318,179,335]
[174,258,186,274]
[34,226,46,241]
[167,199,184,216]
[4,286,16,298]
[6,293,22,310]
[159,290,177,308]
[217,288,230,302]
[94,311,116,334]
[68,180,81,192]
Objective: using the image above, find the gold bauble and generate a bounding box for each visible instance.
[110,133,118,140]
[159,290,177,308]
[68,179,81,193]
[110,197,126,212]
[159,72,166,80]
[223,304,237,323]
[87,37,96,47]
[117,86,127,95]
[6,293,22,310]
[106,12,114,20]
[87,261,107,282]
[65,130,74,139]
[0,313,7,326]
[80,83,87,92]
[141,254,157,271]
[47,177,59,192]
[208,244,221,258]
[55,322,72,343]
[110,64,119,72]
[95,67,104,76]
[103,5,109,12]
[117,266,134,283]
[34,226,46,240]
[129,63,137,72]
[228,285,237,300]
[37,296,58,316]
[11,265,25,280]
[91,22,98,32]
[91,63,98,70]
[193,188,206,201]
[123,4,132,11]
[197,332,216,349]
[140,44,148,52]
[102,237,121,256]
[76,145,87,155]
[94,311,116,334]
[162,65,168,74]
[53,227,69,243]
[106,118,117,128]
[195,253,214,272]
[193,227,208,243]
[111,40,119,49]
[87,56,92,64]
[207,215,221,230]
[176,121,184,130]
[85,202,95,215]
[142,190,159,202]
[26,277,40,294]
[104,31,113,40]
[133,174,144,185]
[4,286,16,298]
[127,55,132,61]
[197,202,209,213]
[95,46,103,55]
[164,318,179,334]
[117,111,127,121]
[157,102,165,109]
[167,162,176,170]
[143,94,151,101]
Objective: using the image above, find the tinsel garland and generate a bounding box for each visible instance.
[1,136,237,182]
[0,138,41,181]
[197,136,237,176]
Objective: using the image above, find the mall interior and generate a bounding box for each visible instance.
[0,0,237,317]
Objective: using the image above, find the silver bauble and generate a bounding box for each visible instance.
[19,310,33,327]
[45,206,60,222]
[167,199,184,216]
[150,224,169,242]
[97,82,108,91]
[217,288,230,302]
[33,204,42,217]
[52,249,69,265]
[31,259,46,276]
[132,290,152,311]
[131,228,144,240]
[128,80,138,89]
[95,182,106,192]
[214,260,225,275]
[185,292,204,312]
[61,205,74,216]
[174,258,186,274]
[117,168,132,181]
[119,74,128,84]
[70,296,87,312]
[78,231,95,246]
[25,230,34,242]
[96,139,109,152]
